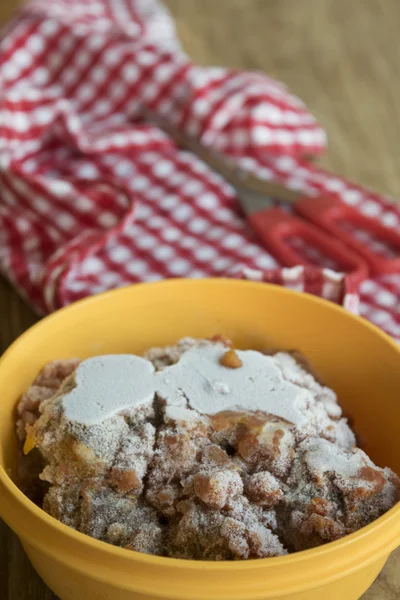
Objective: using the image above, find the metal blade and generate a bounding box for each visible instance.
[146,111,301,205]
[236,188,276,215]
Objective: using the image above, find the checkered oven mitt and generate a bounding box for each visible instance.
[0,0,399,342]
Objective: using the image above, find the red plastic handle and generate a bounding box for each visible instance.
[295,195,400,275]
[248,207,369,287]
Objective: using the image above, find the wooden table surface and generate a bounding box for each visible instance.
[1,1,400,598]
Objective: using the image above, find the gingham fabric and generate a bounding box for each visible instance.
[0,0,399,343]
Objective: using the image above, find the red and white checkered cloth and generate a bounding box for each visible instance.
[0,0,399,341]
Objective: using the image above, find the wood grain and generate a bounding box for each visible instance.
[1,0,400,598]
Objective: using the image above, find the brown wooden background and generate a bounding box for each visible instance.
[1,1,400,598]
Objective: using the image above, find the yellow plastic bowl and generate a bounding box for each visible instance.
[1,279,399,600]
